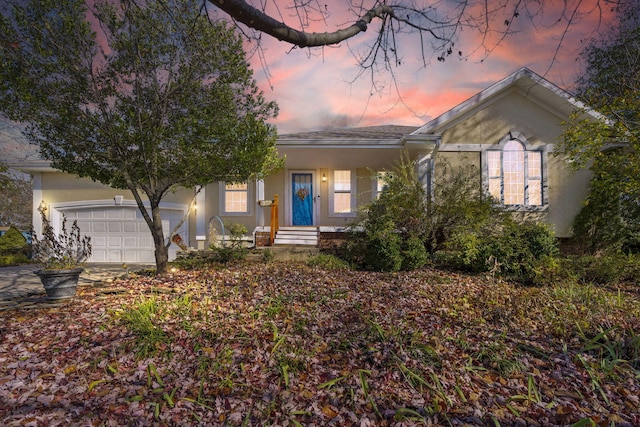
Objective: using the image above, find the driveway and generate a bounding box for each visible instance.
[0,263,154,301]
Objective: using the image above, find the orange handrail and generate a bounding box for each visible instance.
[269,194,279,245]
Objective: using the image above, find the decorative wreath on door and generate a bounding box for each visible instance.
[296,188,309,201]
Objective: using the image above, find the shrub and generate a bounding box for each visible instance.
[401,235,429,271]
[211,246,248,263]
[343,154,428,272]
[0,225,31,266]
[440,220,560,284]
[427,160,504,253]
[565,253,640,285]
[0,225,27,250]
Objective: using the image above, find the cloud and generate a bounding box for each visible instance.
[245,0,615,133]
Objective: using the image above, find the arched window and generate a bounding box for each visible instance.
[487,138,542,206]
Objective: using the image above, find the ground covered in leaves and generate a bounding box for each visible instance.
[1,263,639,426]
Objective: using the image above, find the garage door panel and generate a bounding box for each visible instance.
[123,236,138,247]
[92,222,107,233]
[91,250,107,262]
[58,205,184,263]
[123,222,138,233]
[108,250,123,262]
[92,235,107,246]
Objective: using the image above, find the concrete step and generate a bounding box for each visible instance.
[273,238,318,246]
[273,226,319,246]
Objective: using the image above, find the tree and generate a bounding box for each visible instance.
[0,0,280,274]
[556,2,640,253]
[0,121,32,229]
[0,165,31,229]
[207,0,623,79]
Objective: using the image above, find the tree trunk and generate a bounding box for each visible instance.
[150,204,169,275]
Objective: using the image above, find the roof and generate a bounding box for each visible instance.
[278,125,420,144]
[413,67,594,135]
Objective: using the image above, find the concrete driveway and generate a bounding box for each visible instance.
[0,263,154,301]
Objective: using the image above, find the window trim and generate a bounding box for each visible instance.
[219,181,253,216]
[329,169,357,217]
[483,130,548,211]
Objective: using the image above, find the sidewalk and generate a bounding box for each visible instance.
[0,263,154,302]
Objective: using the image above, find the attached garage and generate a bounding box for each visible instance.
[51,201,187,263]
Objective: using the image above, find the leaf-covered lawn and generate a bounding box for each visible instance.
[1,263,639,426]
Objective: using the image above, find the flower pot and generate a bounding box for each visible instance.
[34,268,84,301]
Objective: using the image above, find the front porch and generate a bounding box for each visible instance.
[253,226,348,251]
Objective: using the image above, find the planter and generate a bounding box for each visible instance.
[34,268,84,301]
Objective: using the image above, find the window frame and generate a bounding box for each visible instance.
[219,181,253,216]
[483,131,547,211]
[329,169,357,217]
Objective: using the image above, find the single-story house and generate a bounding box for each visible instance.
[13,67,594,263]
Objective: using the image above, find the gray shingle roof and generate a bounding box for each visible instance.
[279,125,420,141]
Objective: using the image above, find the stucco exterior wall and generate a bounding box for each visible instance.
[434,90,591,237]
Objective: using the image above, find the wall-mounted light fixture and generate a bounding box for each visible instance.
[38,200,47,212]
[322,173,327,182]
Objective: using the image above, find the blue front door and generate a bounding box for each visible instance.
[292,173,313,226]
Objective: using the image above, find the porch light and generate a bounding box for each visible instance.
[38,200,47,212]
[322,173,327,182]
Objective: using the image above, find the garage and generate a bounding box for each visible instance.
[54,203,187,263]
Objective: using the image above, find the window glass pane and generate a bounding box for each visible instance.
[225,183,247,191]
[333,193,351,213]
[503,148,524,205]
[504,140,524,151]
[489,178,501,200]
[225,182,248,212]
[528,152,541,178]
[334,170,351,191]
[528,179,542,205]
[487,151,501,177]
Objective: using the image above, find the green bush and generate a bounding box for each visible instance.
[0,252,31,266]
[343,201,405,272]
[400,235,429,271]
[212,246,248,263]
[0,225,27,250]
[427,161,505,253]
[440,220,560,284]
[0,225,31,266]
[565,253,640,285]
[343,154,429,272]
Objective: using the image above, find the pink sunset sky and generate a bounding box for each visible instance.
[236,0,616,134]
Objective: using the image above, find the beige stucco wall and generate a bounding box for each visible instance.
[435,90,591,237]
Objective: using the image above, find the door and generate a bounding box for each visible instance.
[291,173,313,225]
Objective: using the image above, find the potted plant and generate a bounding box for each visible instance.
[31,210,92,301]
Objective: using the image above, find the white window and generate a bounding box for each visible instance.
[222,182,249,214]
[487,139,543,206]
[330,170,356,216]
[374,171,392,199]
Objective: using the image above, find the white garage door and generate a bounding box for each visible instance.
[61,206,185,263]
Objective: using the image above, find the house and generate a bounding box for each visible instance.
[13,67,593,263]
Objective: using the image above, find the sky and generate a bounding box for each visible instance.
[0,0,619,155]
[236,0,617,134]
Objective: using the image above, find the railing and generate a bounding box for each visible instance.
[270,194,279,246]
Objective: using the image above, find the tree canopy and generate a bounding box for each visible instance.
[556,2,640,253]
[0,0,281,273]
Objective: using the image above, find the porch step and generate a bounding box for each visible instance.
[273,226,319,246]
